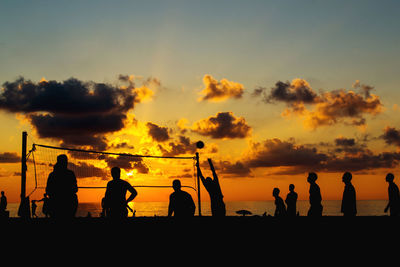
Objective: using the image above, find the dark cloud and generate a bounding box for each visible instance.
[146,122,171,142]
[0,77,136,114]
[0,76,155,149]
[382,126,400,147]
[192,112,251,139]
[29,113,122,150]
[245,138,327,169]
[158,135,197,157]
[334,137,355,147]
[68,162,108,180]
[0,152,20,163]
[110,141,135,150]
[66,152,149,176]
[217,160,252,177]
[261,79,319,104]
[101,155,149,174]
[243,138,400,175]
[321,150,400,173]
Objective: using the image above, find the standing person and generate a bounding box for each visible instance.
[104,167,137,219]
[168,179,195,217]
[45,154,78,219]
[197,158,226,217]
[285,184,298,217]
[384,173,400,216]
[37,194,51,218]
[341,172,357,217]
[307,172,323,217]
[31,200,38,218]
[0,191,7,216]
[273,188,286,217]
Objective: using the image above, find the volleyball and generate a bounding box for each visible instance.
[196,141,205,149]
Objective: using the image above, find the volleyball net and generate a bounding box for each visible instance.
[26,143,198,193]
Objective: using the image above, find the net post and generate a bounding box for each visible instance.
[18,131,30,218]
[196,152,202,216]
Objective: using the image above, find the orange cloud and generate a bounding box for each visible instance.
[302,90,382,129]
[254,79,383,129]
[198,74,244,102]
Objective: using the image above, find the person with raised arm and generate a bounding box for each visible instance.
[197,158,226,217]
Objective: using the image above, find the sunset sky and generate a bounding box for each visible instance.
[1,0,400,203]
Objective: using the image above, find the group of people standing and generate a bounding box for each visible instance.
[41,154,225,219]
[272,171,400,217]
[21,153,400,219]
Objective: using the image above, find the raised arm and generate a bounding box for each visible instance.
[207,158,219,183]
[196,159,206,185]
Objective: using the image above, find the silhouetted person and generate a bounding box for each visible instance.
[0,191,7,215]
[197,158,226,217]
[168,179,195,217]
[37,194,50,218]
[285,184,298,217]
[307,172,323,217]
[273,188,286,217]
[31,200,37,218]
[45,154,78,219]
[104,167,137,219]
[384,173,400,216]
[341,172,357,217]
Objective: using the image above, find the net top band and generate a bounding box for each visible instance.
[33,144,196,160]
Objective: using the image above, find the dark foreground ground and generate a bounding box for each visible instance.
[2,215,398,238]
[1,216,398,262]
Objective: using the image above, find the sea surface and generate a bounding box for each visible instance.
[6,200,388,217]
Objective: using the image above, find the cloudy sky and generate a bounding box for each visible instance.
[1,0,400,202]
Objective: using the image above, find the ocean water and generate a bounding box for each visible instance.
[6,199,388,217]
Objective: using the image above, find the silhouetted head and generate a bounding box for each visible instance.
[272,188,280,197]
[289,184,295,192]
[307,172,318,183]
[386,173,395,183]
[205,177,213,184]
[111,167,121,180]
[342,172,352,183]
[1,191,4,196]
[173,179,181,192]
[56,154,68,169]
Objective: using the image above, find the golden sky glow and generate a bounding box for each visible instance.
[1,1,400,205]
